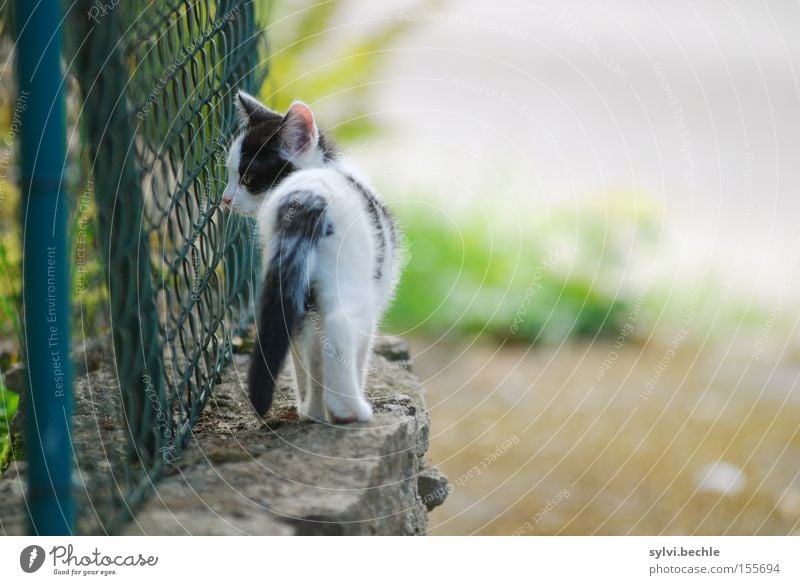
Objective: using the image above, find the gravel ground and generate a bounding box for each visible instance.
[412,335,800,535]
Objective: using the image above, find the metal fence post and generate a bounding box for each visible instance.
[16,0,75,535]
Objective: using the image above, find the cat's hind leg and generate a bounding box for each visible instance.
[318,305,374,424]
[302,310,327,421]
[292,317,326,422]
[355,325,374,391]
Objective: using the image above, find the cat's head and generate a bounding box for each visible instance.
[222,91,335,216]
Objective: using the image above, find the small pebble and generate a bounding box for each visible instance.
[777,489,800,520]
[695,461,746,496]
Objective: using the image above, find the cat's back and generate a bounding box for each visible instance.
[256,165,377,247]
[272,166,355,203]
[258,164,378,225]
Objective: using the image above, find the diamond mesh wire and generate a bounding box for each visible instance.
[67,0,267,533]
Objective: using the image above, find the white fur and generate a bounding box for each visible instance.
[224,111,398,424]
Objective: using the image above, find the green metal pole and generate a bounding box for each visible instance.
[16,0,75,534]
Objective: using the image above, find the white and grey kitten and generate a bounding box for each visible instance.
[222,91,400,423]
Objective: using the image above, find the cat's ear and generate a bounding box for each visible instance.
[281,100,319,163]
[236,90,272,126]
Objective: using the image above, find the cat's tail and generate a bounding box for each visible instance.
[248,191,329,417]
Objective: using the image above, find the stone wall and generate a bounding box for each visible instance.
[0,337,448,535]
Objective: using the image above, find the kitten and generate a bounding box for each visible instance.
[222,91,400,423]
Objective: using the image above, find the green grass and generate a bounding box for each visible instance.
[384,193,664,344]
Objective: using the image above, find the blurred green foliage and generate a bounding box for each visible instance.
[0,230,21,365]
[0,112,108,365]
[262,0,443,142]
[0,384,19,469]
[385,194,664,343]
[68,165,108,340]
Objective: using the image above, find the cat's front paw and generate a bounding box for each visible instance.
[324,393,373,424]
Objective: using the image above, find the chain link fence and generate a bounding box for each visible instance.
[65,0,267,532]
